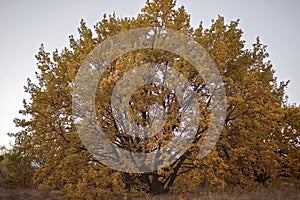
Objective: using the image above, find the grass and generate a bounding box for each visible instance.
[139,184,300,200]
[0,183,299,200]
[0,187,58,200]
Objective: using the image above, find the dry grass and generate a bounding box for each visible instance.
[89,183,300,200]
[135,184,300,200]
[0,183,299,200]
[0,188,51,200]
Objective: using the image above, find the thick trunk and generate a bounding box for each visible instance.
[124,127,207,194]
[149,174,165,194]
[123,172,135,191]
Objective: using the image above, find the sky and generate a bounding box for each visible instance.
[0,0,299,148]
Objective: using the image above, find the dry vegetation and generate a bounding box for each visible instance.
[0,188,64,200]
[1,182,299,200]
[1,0,299,199]
[146,184,300,200]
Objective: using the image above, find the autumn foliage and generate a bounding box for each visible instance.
[5,0,299,198]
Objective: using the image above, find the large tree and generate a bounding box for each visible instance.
[11,0,299,197]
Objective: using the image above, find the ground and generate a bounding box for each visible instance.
[0,183,299,200]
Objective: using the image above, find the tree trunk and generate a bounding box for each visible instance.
[149,174,165,194]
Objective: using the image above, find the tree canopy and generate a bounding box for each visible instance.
[10,0,299,198]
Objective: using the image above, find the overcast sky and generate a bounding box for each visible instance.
[0,0,299,148]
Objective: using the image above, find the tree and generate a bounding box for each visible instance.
[11,0,298,197]
[0,147,34,189]
[0,146,7,187]
[275,106,300,179]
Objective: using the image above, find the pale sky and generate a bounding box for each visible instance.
[0,0,299,148]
